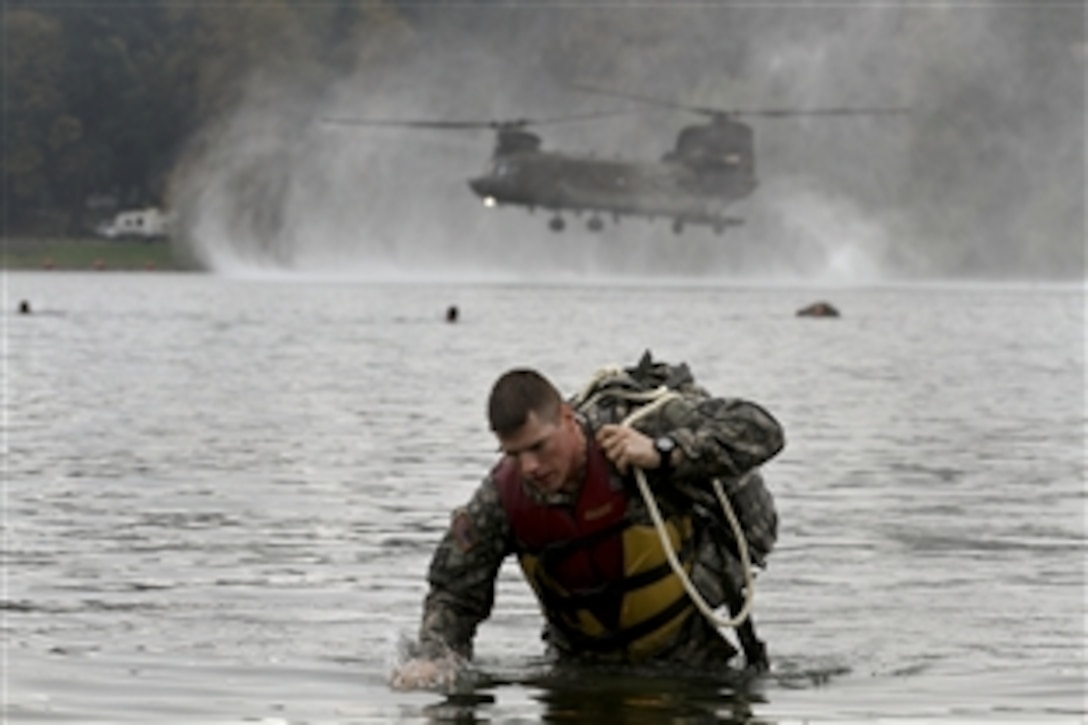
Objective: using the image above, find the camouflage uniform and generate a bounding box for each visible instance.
[417,358,783,669]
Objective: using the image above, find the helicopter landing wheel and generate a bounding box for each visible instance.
[549,216,566,232]
[587,216,604,232]
[672,219,685,235]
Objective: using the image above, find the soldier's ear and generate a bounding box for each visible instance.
[558,401,577,425]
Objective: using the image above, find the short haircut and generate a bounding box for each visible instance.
[487,368,561,436]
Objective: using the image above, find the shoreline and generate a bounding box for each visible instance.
[3,236,194,271]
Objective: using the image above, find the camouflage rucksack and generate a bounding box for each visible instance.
[573,350,778,567]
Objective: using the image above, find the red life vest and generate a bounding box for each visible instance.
[493,437,696,662]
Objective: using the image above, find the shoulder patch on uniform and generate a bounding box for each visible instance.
[450,508,479,552]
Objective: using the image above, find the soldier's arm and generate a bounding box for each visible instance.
[644,393,785,483]
[417,476,512,660]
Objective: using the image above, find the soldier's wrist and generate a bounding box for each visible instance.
[653,436,677,474]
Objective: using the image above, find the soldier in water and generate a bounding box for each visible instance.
[392,353,783,690]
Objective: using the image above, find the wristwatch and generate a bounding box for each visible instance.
[653,436,676,475]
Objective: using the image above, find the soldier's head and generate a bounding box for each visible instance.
[489,369,584,494]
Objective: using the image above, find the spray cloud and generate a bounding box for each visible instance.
[169,4,1085,281]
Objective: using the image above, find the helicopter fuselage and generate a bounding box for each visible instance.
[467,150,757,232]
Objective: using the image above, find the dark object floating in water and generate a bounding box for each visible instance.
[796,301,840,318]
[446,305,459,323]
[18,300,31,315]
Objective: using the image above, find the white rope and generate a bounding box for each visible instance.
[586,383,757,632]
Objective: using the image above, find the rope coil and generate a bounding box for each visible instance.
[577,374,756,632]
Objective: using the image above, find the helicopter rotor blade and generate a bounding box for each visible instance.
[321,117,511,131]
[733,107,911,119]
[522,108,634,126]
[321,108,630,132]
[571,83,909,119]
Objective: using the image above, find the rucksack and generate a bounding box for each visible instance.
[572,350,777,567]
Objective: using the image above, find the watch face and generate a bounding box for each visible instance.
[655,436,676,454]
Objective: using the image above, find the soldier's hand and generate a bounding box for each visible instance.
[389,652,467,691]
[596,424,657,474]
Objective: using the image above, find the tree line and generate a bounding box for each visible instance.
[2,0,424,236]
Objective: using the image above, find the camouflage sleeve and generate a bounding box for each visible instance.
[634,392,785,484]
[418,475,512,660]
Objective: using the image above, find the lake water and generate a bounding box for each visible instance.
[3,271,1085,723]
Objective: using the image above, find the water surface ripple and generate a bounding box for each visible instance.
[4,273,1085,723]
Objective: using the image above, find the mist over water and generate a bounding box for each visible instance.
[168,4,1085,280]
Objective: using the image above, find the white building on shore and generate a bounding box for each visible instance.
[95,207,171,240]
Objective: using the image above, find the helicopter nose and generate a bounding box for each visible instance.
[468,177,499,206]
[468,177,491,196]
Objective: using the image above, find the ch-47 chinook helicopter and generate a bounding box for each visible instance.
[325,87,904,234]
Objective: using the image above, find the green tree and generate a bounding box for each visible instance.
[2,9,79,231]
[2,0,415,236]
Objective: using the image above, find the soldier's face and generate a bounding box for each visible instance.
[498,405,581,494]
